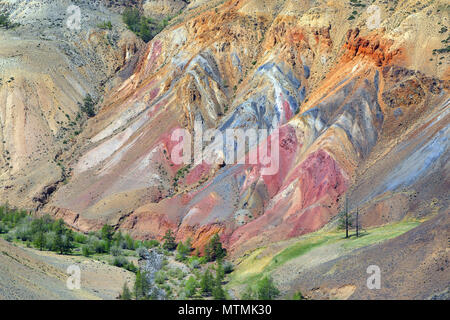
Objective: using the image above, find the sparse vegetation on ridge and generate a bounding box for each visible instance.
[227,219,424,298]
[0,204,156,273]
[0,13,19,29]
[122,8,176,43]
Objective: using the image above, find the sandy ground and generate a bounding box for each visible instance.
[0,239,135,300]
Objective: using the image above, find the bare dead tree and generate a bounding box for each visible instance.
[356,207,359,237]
[345,196,349,239]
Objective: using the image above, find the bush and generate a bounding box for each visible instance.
[143,239,159,248]
[134,270,150,300]
[33,232,46,251]
[80,94,95,118]
[0,14,19,29]
[292,291,304,300]
[125,262,138,273]
[223,261,234,274]
[122,8,171,43]
[212,279,226,300]
[74,233,87,244]
[97,21,112,30]
[92,239,108,253]
[136,246,148,259]
[112,256,128,268]
[0,221,7,234]
[110,245,123,257]
[188,257,201,269]
[122,8,140,32]
[255,276,279,300]
[241,276,279,300]
[154,271,167,285]
[81,245,92,257]
[123,233,135,250]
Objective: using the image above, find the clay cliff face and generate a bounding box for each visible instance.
[1,0,449,258]
[0,0,143,209]
[23,0,446,257]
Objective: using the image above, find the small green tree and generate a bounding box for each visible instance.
[81,94,96,118]
[256,276,279,300]
[212,278,226,300]
[162,229,177,251]
[97,21,112,30]
[101,224,114,241]
[101,224,114,251]
[199,268,214,295]
[33,231,46,251]
[176,238,191,261]
[134,270,150,300]
[292,291,304,300]
[53,233,65,254]
[122,8,141,33]
[184,276,198,298]
[212,263,226,300]
[81,245,91,257]
[121,283,132,300]
[205,233,226,262]
[0,14,18,29]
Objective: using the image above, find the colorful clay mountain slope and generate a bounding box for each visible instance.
[0,0,449,299]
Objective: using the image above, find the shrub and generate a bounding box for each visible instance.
[122,8,171,43]
[0,14,19,29]
[33,232,46,251]
[112,256,128,268]
[81,245,92,257]
[97,21,112,30]
[136,246,148,259]
[292,291,304,300]
[223,261,234,274]
[143,239,159,248]
[154,271,167,285]
[212,279,226,300]
[123,233,135,250]
[122,8,140,33]
[74,233,87,244]
[92,239,108,253]
[110,245,123,257]
[80,94,95,118]
[188,257,201,269]
[255,276,279,300]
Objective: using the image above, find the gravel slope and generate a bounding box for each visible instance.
[0,239,134,300]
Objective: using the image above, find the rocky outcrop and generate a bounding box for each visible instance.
[1,0,449,261]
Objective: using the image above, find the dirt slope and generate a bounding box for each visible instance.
[0,239,134,300]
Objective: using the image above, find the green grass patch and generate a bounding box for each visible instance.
[228,219,423,289]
